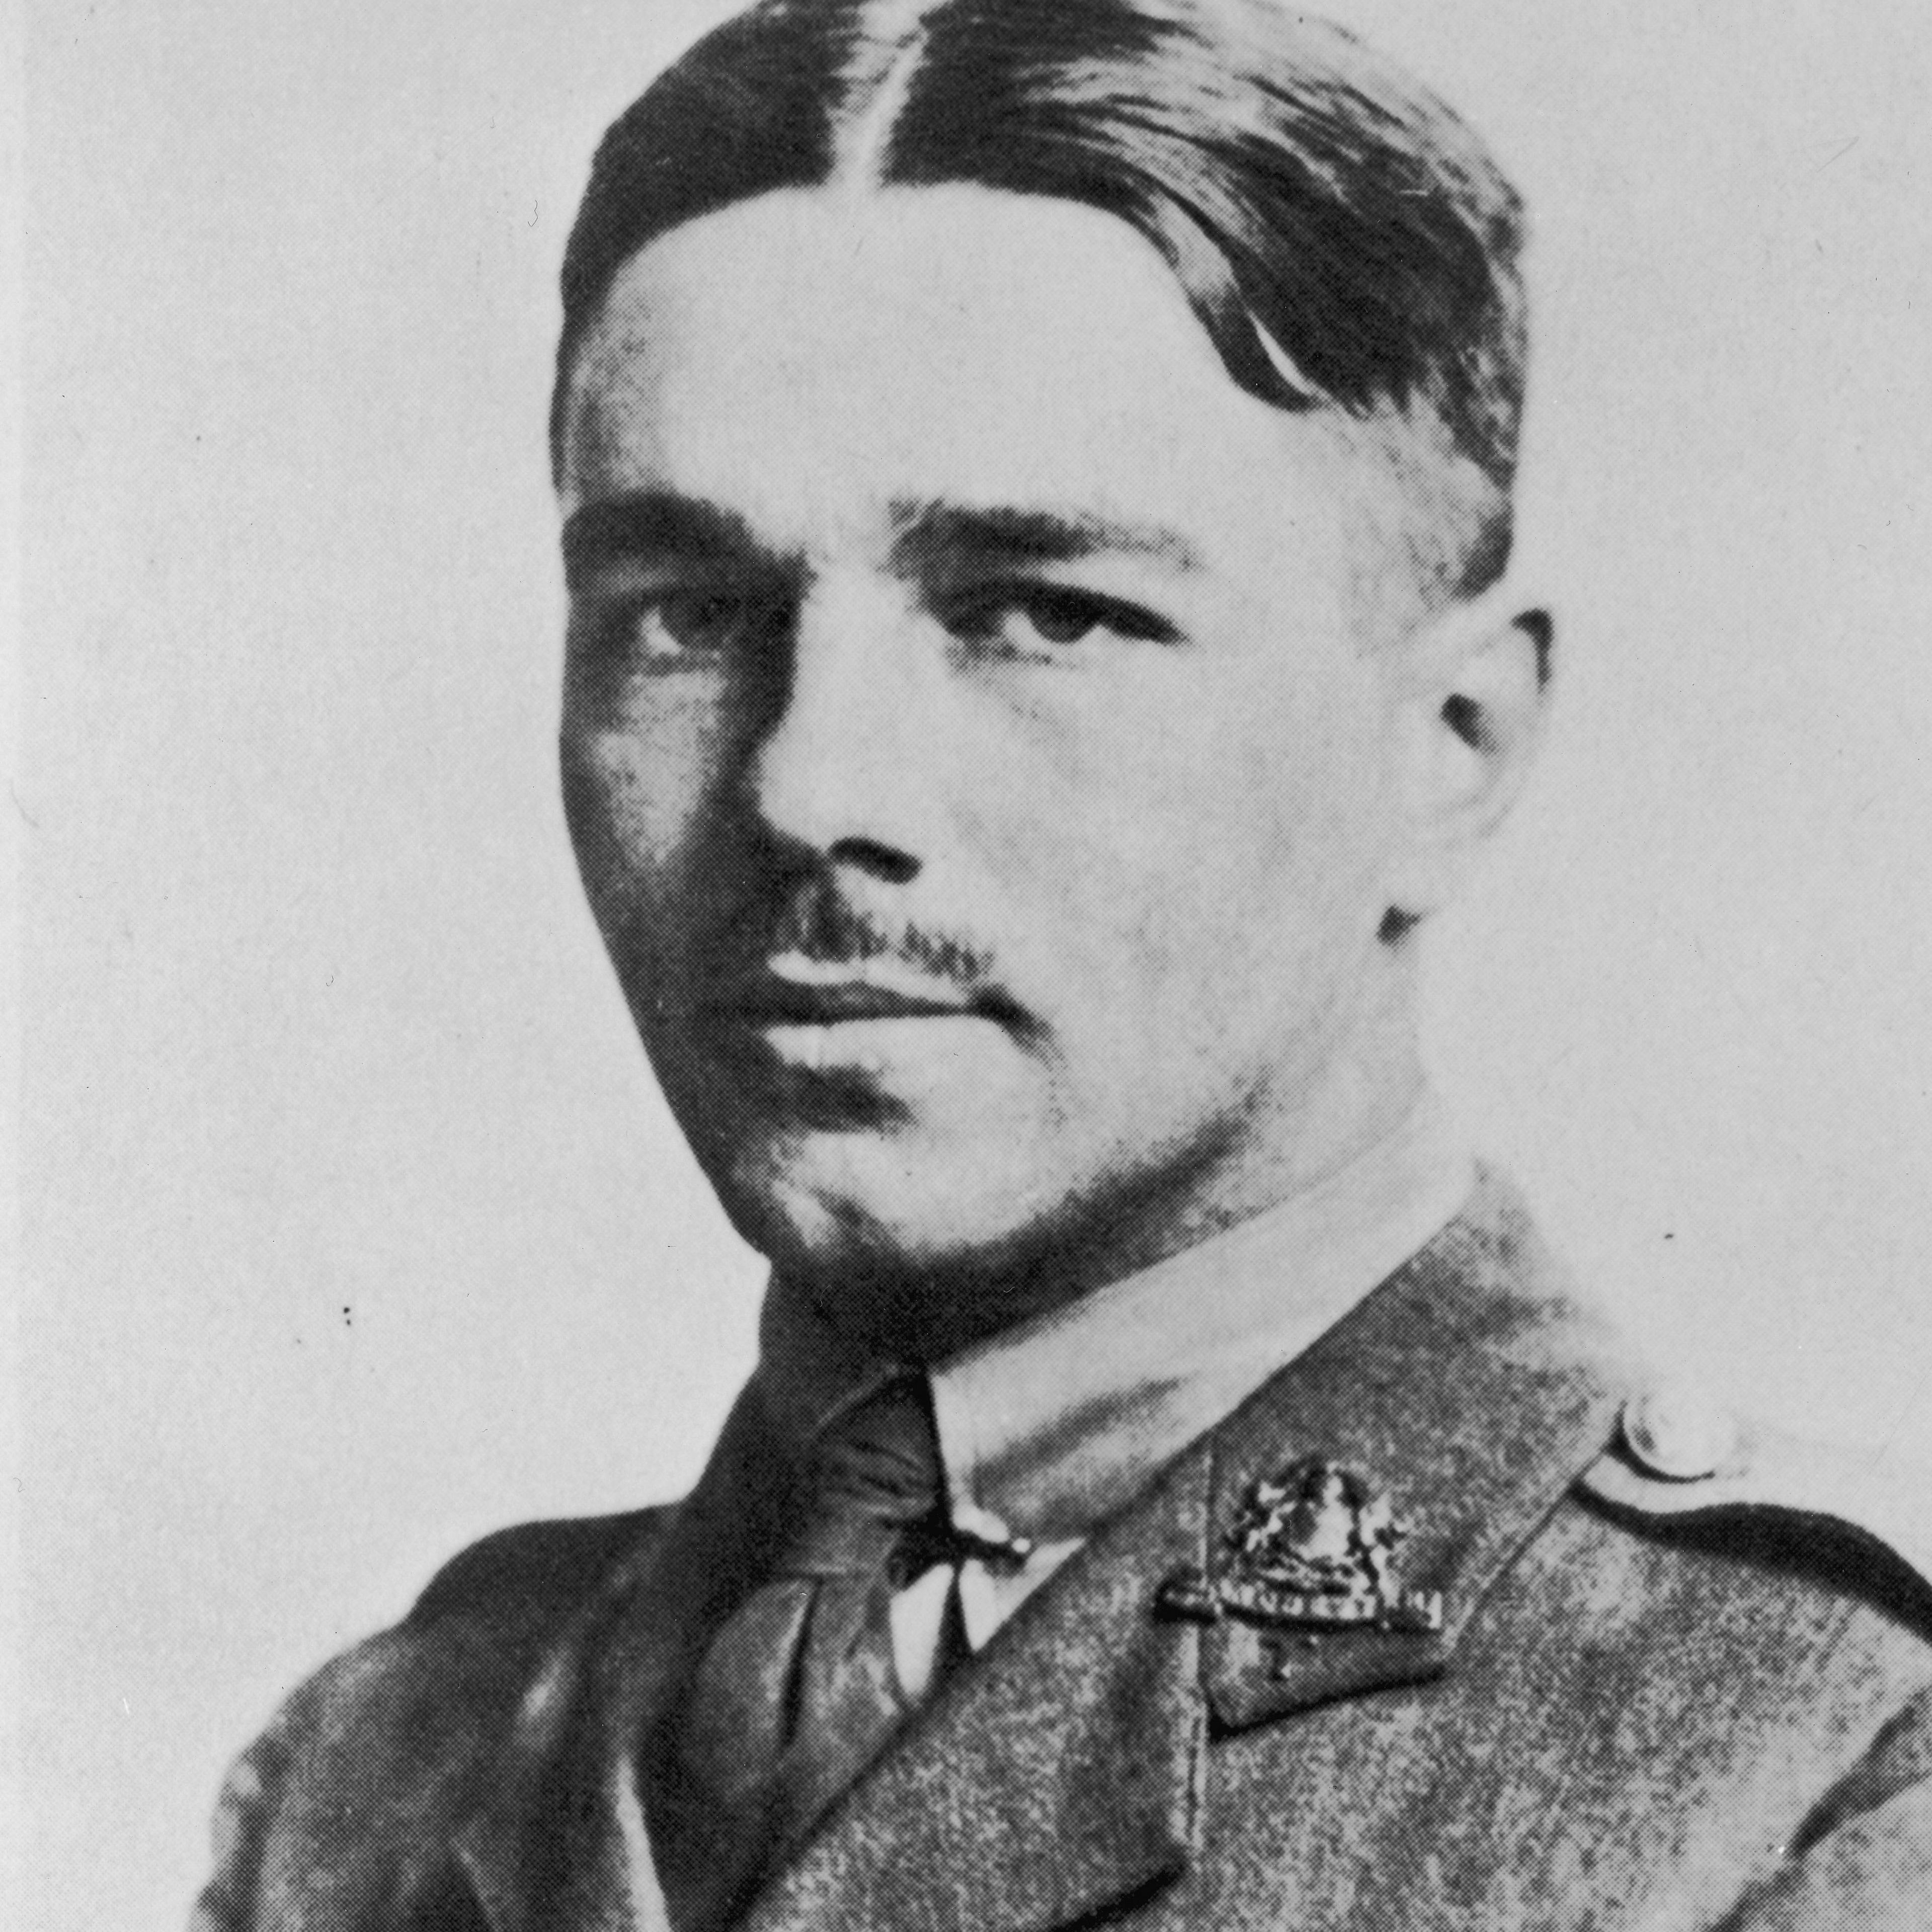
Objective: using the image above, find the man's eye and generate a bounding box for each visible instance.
[949,586,1177,654]
[596,588,781,666]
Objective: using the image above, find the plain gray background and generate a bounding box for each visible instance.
[17,3,1932,1927]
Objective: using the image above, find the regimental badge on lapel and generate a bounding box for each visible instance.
[1156,1457,1444,1634]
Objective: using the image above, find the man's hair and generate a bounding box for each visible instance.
[554,0,1528,607]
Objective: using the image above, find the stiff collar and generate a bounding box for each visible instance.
[758,1092,1476,1544]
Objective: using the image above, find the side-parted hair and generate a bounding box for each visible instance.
[554,0,1528,606]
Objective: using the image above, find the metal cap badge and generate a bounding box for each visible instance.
[1157,1457,1444,1634]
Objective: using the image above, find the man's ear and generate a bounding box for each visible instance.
[1382,588,1553,928]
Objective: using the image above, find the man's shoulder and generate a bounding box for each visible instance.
[296,1501,681,1741]
[1550,1406,1932,1931]
[269,1502,677,1766]
[407,1501,675,1634]
[1570,1386,1932,1645]
[190,1504,679,1931]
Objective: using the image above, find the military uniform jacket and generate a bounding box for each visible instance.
[193,1178,1932,1930]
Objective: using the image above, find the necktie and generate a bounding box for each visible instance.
[641,1374,965,1930]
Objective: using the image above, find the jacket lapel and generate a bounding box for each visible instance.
[1197,1176,1640,1729]
[739,1428,1212,1932]
[447,1504,713,1932]
[451,1384,794,1932]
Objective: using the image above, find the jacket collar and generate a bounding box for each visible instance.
[454,1171,1637,1932]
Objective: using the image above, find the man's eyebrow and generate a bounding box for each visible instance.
[560,492,762,584]
[890,501,1207,575]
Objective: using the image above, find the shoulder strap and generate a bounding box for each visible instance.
[1579,1387,1932,1614]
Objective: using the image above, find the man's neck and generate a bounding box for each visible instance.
[760,1077,1474,1541]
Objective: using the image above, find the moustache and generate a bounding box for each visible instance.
[771,873,995,985]
[706,869,1004,1002]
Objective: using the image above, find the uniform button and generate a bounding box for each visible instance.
[1620,1387,1739,1482]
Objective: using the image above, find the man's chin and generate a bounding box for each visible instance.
[719,1154,1004,1281]
[702,1138,1075,1347]
[662,1029,1046,1248]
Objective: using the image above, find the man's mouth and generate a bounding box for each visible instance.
[705,955,987,1028]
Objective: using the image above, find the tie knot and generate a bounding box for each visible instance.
[783,1375,947,1576]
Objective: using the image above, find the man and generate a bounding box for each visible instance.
[193,2,1932,1926]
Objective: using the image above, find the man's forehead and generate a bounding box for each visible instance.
[556,183,1346,553]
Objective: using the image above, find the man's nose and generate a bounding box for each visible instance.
[745,575,938,879]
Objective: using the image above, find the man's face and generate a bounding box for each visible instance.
[558,185,1417,1326]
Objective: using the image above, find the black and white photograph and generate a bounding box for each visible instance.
[17,3,1932,1928]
